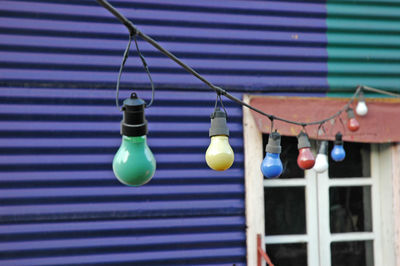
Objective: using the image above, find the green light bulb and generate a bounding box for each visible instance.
[113,135,156,186]
[113,93,156,186]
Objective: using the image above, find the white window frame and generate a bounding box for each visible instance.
[243,95,399,266]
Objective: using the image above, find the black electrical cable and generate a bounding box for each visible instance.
[97,0,399,128]
[115,33,132,110]
[363,85,400,97]
[96,0,137,36]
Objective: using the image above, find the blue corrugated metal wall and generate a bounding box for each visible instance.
[0,0,328,90]
[0,0,326,265]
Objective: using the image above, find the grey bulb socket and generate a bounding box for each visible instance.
[209,108,229,137]
[318,140,328,155]
[347,108,355,119]
[359,90,366,102]
[297,131,311,150]
[266,131,282,154]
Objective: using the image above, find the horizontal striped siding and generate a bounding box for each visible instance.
[0,0,328,265]
[0,217,245,265]
[0,0,328,91]
[0,89,246,265]
[327,0,400,93]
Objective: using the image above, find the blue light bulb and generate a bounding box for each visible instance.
[261,152,283,178]
[261,131,283,179]
[331,145,345,162]
[331,132,346,162]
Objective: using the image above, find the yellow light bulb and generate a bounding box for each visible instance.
[205,135,234,171]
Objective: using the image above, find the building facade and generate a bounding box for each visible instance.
[0,1,399,265]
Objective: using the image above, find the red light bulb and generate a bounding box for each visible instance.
[346,108,360,132]
[297,131,315,170]
[297,147,316,170]
[347,118,360,132]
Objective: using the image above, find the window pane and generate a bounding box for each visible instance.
[262,135,304,178]
[329,142,370,178]
[266,243,307,266]
[330,186,372,233]
[265,187,306,235]
[331,241,373,266]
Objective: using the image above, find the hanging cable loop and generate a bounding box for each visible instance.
[270,116,275,134]
[114,33,156,110]
[316,122,326,143]
[212,93,228,118]
[219,95,227,117]
[339,117,347,133]
[134,35,155,108]
[115,34,133,110]
[212,94,219,117]
[318,123,326,136]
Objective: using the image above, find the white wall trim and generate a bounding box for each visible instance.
[243,95,265,266]
[391,143,400,266]
[330,232,375,242]
[265,234,309,244]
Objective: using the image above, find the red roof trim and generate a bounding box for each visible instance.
[248,95,400,143]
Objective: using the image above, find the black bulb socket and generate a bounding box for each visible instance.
[121,93,148,137]
[334,132,343,145]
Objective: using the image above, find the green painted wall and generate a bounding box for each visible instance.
[327,0,400,97]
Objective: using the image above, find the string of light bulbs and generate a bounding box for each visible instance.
[96,0,400,186]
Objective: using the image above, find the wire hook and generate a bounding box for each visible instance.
[270,116,275,134]
[212,92,228,118]
[339,116,347,133]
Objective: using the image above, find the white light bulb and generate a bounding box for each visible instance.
[313,140,328,173]
[356,101,368,116]
[313,154,329,173]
